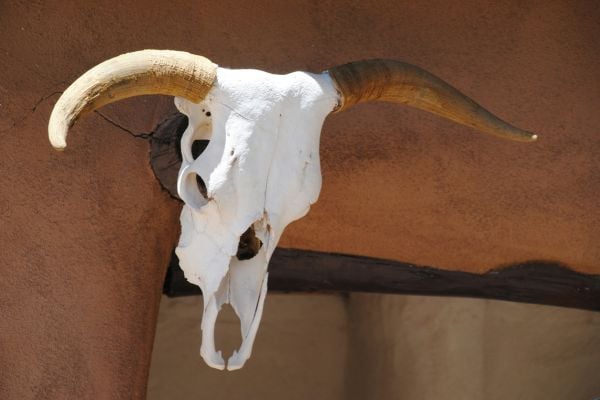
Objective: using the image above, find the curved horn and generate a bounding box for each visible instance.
[49,50,217,150]
[327,59,537,142]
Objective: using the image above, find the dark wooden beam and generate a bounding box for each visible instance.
[163,248,600,312]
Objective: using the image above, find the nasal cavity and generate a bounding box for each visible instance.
[214,303,242,361]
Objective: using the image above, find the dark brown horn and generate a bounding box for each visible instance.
[328,59,537,142]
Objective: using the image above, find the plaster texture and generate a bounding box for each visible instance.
[2,0,598,276]
[0,0,598,398]
[148,294,600,400]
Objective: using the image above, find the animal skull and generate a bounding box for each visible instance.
[174,68,337,369]
[48,50,536,371]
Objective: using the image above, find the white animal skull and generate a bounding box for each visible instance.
[174,68,337,369]
[48,50,535,371]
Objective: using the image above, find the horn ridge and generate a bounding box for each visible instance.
[327,59,537,142]
[49,49,217,149]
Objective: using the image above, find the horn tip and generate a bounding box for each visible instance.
[48,101,71,150]
[48,120,68,150]
[508,129,538,143]
[49,134,68,151]
[522,132,538,142]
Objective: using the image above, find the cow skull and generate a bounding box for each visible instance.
[174,68,336,369]
[48,50,536,371]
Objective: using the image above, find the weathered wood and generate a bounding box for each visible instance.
[163,248,600,311]
[150,112,189,199]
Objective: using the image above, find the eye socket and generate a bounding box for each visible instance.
[179,171,209,209]
[195,173,208,199]
[150,112,214,201]
[190,139,210,199]
[171,116,211,162]
[192,139,210,160]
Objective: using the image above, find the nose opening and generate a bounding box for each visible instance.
[214,303,243,363]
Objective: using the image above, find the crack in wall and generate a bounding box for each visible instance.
[94,110,152,140]
[32,91,63,112]
[0,90,63,135]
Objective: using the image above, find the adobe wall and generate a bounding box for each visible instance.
[1,1,598,399]
[149,294,600,399]
[1,0,598,274]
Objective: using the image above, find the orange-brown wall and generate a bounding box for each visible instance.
[2,0,598,274]
[1,1,598,398]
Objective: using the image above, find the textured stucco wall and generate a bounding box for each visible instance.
[345,294,600,400]
[148,294,349,399]
[149,294,600,400]
[2,0,598,275]
[1,0,598,398]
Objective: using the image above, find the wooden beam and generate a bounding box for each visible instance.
[163,248,600,312]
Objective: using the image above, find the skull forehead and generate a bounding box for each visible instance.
[177,68,337,120]
[176,68,338,236]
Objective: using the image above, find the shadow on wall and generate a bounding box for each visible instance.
[148,293,600,400]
